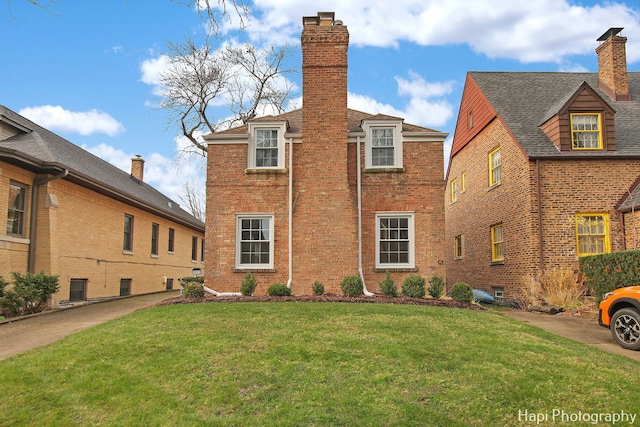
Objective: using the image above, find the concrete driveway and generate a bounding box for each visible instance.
[0,290,179,361]
[504,310,640,362]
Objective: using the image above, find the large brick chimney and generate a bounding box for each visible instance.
[596,27,629,101]
[295,12,358,292]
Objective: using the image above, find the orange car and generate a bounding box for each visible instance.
[599,286,640,350]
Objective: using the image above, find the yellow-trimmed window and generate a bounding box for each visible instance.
[454,235,463,259]
[571,113,602,150]
[488,147,501,187]
[461,171,467,192]
[491,223,504,262]
[451,178,458,202]
[575,213,610,256]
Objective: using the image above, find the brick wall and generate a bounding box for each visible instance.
[0,160,204,305]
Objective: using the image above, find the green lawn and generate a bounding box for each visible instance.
[1,302,638,426]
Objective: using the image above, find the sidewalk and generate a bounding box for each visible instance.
[504,310,640,362]
[0,290,179,361]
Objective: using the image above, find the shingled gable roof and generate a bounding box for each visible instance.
[467,71,640,158]
[211,107,441,137]
[0,105,204,231]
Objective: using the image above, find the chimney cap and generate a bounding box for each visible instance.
[597,27,624,42]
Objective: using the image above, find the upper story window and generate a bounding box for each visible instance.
[571,113,602,150]
[168,228,175,253]
[454,235,463,259]
[461,171,467,192]
[488,147,501,187]
[376,213,414,269]
[248,122,286,170]
[491,223,504,263]
[451,178,459,203]
[363,120,403,169]
[6,181,27,237]
[151,223,159,256]
[575,213,610,256]
[236,215,274,269]
[123,214,134,252]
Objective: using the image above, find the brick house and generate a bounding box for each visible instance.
[204,12,447,295]
[0,104,205,305]
[445,28,640,300]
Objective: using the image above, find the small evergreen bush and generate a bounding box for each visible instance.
[182,282,205,298]
[0,272,60,317]
[401,275,426,298]
[379,272,398,297]
[428,275,445,299]
[451,282,473,303]
[267,283,292,296]
[312,281,324,296]
[240,273,258,296]
[341,276,363,297]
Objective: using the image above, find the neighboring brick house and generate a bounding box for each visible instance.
[205,12,447,295]
[0,105,205,305]
[445,28,640,300]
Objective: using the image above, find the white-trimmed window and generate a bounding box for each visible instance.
[236,214,274,269]
[376,213,414,269]
[248,122,286,169]
[363,120,403,169]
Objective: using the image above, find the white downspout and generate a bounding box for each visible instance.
[357,136,374,296]
[287,137,293,289]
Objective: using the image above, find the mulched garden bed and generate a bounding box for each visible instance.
[155,294,487,311]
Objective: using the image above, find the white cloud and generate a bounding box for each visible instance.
[19,105,125,137]
[231,0,640,64]
[349,70,454,129]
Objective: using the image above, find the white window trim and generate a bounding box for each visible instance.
[247,122,287,169]
[375,212,415,269]
[363,120,403,169]
[235,214,275,269]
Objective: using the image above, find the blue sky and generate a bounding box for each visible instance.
[3,0,640,209]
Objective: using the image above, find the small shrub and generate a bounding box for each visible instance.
[451,282,473,303]
[379,272,397,297]
[268,283,292,296]
[428,275,445,299]
[341,276,363,297]
[538,268,586,307]
[312,281,324,296]
[240,273,258,296]
[401,275,426,298]
[182,282,205,298]
[6,272,60,316]
[0,290,22,317]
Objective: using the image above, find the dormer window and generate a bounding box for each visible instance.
[248,122,287,170]
[571,113,603,150]
[363,120,403,169]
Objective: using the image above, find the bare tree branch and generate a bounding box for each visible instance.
[177,180,206,222]
[170,0,249,36]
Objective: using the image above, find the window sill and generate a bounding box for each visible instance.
[245,168,287,175]
[122,250,134,256]
[488,183,501,191]
[151,254,159,259]
[490,261,504,266]
[0,235,30,244]
[373,267,418,273]
[233,268,277,273]
[364,167,405,173]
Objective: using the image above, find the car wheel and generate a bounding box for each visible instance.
[610,308,640,351]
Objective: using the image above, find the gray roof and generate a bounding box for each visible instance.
[470,71,640,158]
[0,105,204,231]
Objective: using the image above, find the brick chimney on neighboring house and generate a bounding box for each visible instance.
[131,155,145,181]
[596,27,630,101]
[295,12,358,290]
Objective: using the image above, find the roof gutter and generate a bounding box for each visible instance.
[28,168,69,273]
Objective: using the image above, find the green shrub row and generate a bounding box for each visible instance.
[0,272,60,317]
[378,273,445,299]
[579,250,640,301]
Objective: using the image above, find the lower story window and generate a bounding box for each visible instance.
[454,235,463,259]
[491,223,504,262]
[120,278,132,297]
[69,279,87,302]
[575,213,610,256]
[376,213,414,269]
[236,214,274,269]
